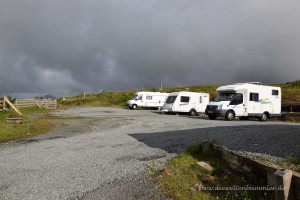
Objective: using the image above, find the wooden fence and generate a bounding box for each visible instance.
[282,103,300,113]
[14,99,35,108]
[34,99,57,110]
[0,97,4,112]
[15,98,57,109]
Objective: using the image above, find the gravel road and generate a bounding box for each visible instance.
[0,107,299,200]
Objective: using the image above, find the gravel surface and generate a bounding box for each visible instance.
[0,107,299,200]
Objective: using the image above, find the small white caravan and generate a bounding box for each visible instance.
[161,92,210,115]
[127,92,169,109]
[205,82,281,121]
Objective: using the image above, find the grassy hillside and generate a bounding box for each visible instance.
[277,80,300,104]
[58,81,300,108]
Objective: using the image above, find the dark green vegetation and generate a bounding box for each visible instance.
[0,107,52,142]
[279,80,300,104]
[58,91,138,108]
[154,145,273,200]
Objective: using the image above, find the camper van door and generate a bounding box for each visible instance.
[228,93,246,116]
[145,95,155,107]
[137,95,143,106]
[197,95,204,111]
[178,95,190,112]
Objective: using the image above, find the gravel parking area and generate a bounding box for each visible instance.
[0,107,299,200]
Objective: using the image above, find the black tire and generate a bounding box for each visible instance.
[132,104,137,110]
[208,115,217,120]
[239,116,249,120]
[260,112,268,121]
[225,110,235,121]
[189,109,197,116]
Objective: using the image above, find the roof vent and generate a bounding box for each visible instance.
[247,82,262,85]
[235,82,262,85]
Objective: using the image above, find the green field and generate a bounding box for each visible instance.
[0,107,53,142]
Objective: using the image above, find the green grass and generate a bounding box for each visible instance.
[279,156,300,171]
[0,107,53,142]
[58,91,137,108]
[277,80,300,103]
[156,145,273,200]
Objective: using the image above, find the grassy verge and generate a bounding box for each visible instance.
[0,107,53,142]
[155,145,273,200]
[280,156,300,171]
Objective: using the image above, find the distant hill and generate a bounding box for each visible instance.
[35,94,56,99]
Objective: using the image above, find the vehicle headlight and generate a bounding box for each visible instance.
[217,105,223,110]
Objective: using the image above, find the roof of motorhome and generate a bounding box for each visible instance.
[216,82,280,92]
[168,91,209,95]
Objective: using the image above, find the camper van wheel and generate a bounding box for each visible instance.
[189,109,196,116]
[225,110,235,121]
[208,115,217,120]
[132,104,137,110]
[260,112,268,121]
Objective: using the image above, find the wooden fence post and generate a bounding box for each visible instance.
[33,99,41,108]
[0,97,4,112]
[4,96,22,115]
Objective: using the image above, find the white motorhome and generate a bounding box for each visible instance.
[127,92,169,110]
[161,92,210,115]
[205,82,281,121]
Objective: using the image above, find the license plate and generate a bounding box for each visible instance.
[208,111,213,114]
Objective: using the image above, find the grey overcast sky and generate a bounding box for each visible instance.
[0,0,300,98]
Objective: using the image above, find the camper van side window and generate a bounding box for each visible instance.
[146,96,152,100]
[200,96,202,103]
[250,93,259,101]
[272,90,279,96]
[181,96,190,103]
[138,96,142,100]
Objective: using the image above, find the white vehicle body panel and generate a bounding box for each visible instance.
[205,83,281,119]
[127,92,169,109]
[161,91,209,114]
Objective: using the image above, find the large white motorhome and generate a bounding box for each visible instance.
[127,92,169,110]
[205,82,281,121]
[161,92,210,115]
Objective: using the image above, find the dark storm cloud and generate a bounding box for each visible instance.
[0,0,299,97]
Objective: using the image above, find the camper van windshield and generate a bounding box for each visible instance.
[131,95,138,100]
[166,96,177,104]
[214,93,235,102]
